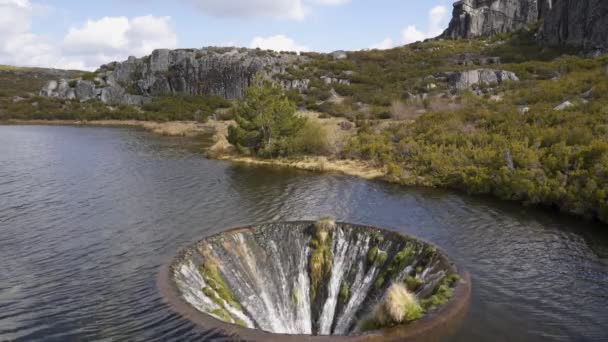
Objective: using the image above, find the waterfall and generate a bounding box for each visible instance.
[294,244,312,334]
[333,245,384,335]
[170,222,458,337]
[317,227,349,334]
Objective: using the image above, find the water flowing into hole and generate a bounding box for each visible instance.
[161,221,469,339]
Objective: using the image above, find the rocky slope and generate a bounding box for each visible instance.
[40,47,309,105]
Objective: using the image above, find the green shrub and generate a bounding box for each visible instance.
[289,120,330,155]
[228,75,305,158]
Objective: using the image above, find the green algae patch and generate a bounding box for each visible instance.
[420,274,460,311]
[404,276,423,292]
[368,246,379,264]
[375,243,417,289]
[339,282,350,303]
[199,262,242,311]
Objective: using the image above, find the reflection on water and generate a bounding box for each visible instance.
[0,125,607,341]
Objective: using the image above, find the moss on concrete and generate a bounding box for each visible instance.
[339,282,350,303]
[309,218,335,298]
[420,274,460,311]
[199,262,242,311]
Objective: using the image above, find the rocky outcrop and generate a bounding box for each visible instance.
[441,0,608,53]
[539,0,608,53]
[441,0,542,39]
[320,76,350,86]
[40,47,309,105]
[442,69,519,90]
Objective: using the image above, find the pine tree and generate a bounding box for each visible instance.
[228,75,305,157]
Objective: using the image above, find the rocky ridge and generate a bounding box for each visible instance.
[441,69,519,90]
[41,47,309,105]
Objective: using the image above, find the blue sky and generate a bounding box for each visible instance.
[0,0,454,70]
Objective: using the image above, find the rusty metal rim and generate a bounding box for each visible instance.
[157,221,472,341]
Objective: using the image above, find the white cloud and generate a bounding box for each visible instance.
[0,0,177,70]
[250,34,309,52]
[0,0,67,68]
[183,0,349,20]
[63,15,177,67]
[401,5,449,44]
[0,0,33,34]
[369,37,394,50]
[401,25,428,45]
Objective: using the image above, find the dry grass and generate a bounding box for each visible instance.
[298,111,355,154]
[216,155,385,180]
[382,283,422,323]
[2,119,214,137]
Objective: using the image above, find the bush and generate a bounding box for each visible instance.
[228,75,306,157]
[359,283,423,332]
[290,120,330,155]
[142,94,230,122]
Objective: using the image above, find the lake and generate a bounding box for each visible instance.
[1,125,607,341]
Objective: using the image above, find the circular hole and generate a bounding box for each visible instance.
[159,220,470,341]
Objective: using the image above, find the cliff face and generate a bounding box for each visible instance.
[441,0,542,39]
[441,0,607,52]
[540,0,608,52]
[41,48,309,105]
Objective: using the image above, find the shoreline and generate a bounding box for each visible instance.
[4,119,604,226]
[215,155,386,180]
[1,119,386,180]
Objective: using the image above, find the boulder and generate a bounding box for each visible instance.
[74,81,97,101]
[40,79,75,99]
[447,69,519,90]
[40,80,58,97]
[330,50,348,60]
[321,76,351,86]
[554,101,574,111]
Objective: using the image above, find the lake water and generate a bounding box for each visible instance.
[1,125,607,341]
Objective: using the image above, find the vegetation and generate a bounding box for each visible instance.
[368,246,379,264]
[375,243,418,289]
[0,68,229,122]
[199,259,250,327]
[199,261,241,311]
[309,217,335,298]
[339,282,350,303]
[404,276,423,292]
[141,94,230,121]
[346,53,608,224]
[359,283,423,332]
[420,274,460,311]
[228,75,307,157]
